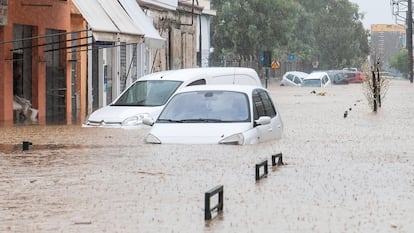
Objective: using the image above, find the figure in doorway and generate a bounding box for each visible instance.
[13,63,38,122]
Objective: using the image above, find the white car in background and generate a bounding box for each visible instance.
[82,67,262,128]
[280,71,308,86]
[302,71,332,88]
[143,85,284,145]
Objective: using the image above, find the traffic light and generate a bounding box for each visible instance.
[263,50,272,67]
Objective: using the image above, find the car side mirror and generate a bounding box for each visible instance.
[254,116,271,126]
[142,117,155,126]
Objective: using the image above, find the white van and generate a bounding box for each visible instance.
[82,67,262,128]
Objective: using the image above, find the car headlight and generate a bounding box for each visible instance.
[219,133,244,145]
[122,114,148,126]
[145,133,161,144]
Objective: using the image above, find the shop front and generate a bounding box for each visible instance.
[0,0,165,125]
[72,0,165,114]
[0,0,76,125]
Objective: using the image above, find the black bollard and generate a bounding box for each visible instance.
[22,141,32,151]
[204,185,224,220]
[255,160,268,181]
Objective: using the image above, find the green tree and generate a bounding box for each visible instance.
[311,0,369,69]
[389,49,408,78]
[210,0,301,59]
[210,0,370,70]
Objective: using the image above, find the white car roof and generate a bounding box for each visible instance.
[137,67,260,82]
[173,84,264,95]
[284,71,308,78]
[304,72,329,80]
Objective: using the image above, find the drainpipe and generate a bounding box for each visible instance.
[87,28,93,114]
[116,33,121,99]
[198,15,202,67]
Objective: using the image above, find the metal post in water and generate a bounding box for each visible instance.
[408,0,413,83]
[376,61,382,108]
[22,141,32,151]
[272,153,284,166]
[372,68,378,112]
[204,185,224,220]
[255,160,268,181]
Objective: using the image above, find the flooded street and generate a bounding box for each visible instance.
[1,80,413,233]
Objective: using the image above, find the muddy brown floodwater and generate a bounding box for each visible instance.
[0,79,413,233]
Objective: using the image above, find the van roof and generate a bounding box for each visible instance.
[176,84,263,94]
[138,67,260,82]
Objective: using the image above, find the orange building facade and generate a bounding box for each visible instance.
[1,0,212,126]
[0,0,87,125]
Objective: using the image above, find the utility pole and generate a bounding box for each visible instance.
[408,0,413,83]
[392,0,413,82]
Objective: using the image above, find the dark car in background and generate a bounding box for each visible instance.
[327,70,349,85]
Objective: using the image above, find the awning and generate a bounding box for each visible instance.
[72,0,144,43]
[119,0,165,49]
[138,0,178,11]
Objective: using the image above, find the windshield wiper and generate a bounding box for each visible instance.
[158,118,232,123]
[178,118,226,123]
[157,118,184,123]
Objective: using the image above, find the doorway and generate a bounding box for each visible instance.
[45,29,66,124]
[13,24,33,123]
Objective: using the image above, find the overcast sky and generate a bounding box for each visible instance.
[349,0,397,29]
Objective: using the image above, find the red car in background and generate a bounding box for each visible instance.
[343,71,367,83]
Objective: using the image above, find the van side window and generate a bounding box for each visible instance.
[187,79,206,86]
[252,89,276,120]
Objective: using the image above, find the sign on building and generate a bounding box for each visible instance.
[0,0,8,26]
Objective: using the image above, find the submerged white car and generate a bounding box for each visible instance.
[83,67,262,128]
[280,71,308,86]
[143,85,284,145]
[302,71,332,88]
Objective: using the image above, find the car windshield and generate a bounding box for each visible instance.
[302,79,322,87]
[112,80,182,106]
[158,90,251,123]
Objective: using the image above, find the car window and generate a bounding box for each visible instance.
[322,75,328,84]
[252,89,276,120]
[302,79,321,87]
[344,72,355,78]
[187,79,206,86]
[287,74,294,82]
[158,90,250,123]
[335,73,344,80]
[293,76,301,84]
[112,80,182,106]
